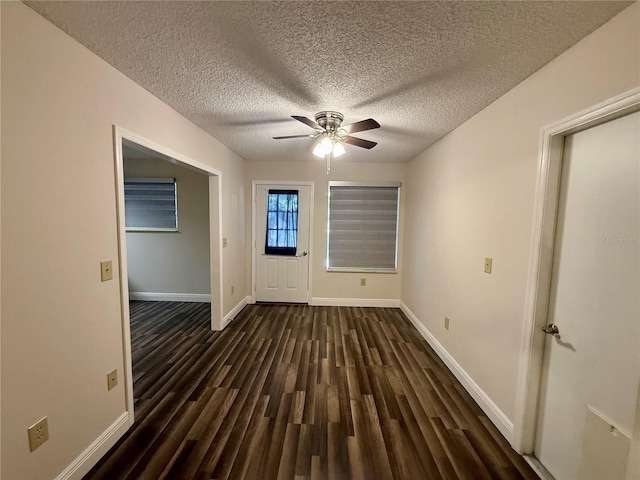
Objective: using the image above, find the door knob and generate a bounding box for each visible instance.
[296,251,308,257]
[541,323,560,337]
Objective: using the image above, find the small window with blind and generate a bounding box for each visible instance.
[327,182,400,272]
[124,178,178,231]
[265,189,299,256]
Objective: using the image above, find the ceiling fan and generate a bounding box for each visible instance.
[273,111,380,172]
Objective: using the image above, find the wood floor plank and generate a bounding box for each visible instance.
[83,302,537,480]
[396,394,446,478]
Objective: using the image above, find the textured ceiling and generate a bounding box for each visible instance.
[26,1,631,164]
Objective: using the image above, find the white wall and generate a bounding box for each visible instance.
[401,2,640,434]
[125,157,211,297]
[247,160,406,304]
[0,3,247,479]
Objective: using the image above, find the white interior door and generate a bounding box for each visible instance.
[534,111,640,479]
[255,184,310,303]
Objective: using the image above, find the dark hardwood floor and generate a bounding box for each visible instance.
[84,301,538,480]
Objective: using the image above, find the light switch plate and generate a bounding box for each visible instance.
[100,260,113,282]
[223,237,228,248]
[444,317,450,330]
[484,257,493,274]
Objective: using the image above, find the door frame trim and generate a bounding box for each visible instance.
[113,126,225,423]
[513,87,640,454]
[251,181,314,304]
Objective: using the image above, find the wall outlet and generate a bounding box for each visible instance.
[444,317,450,330]
[28,416,49,452]
[107,369,118,391]
[484,257,493,274]
[360,278,366,287]
[223,237,228,248]
[100,260,113,282]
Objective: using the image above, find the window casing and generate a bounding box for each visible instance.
[124,178,178,231]
[327,182,400,272]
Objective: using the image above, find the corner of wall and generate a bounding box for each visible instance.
[223,296,251,328]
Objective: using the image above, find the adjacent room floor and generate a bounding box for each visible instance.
[84,301,538,480]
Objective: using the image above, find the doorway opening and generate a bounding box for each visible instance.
[113,126,223,423]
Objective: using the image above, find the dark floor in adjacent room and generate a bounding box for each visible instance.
[83,301,538,480]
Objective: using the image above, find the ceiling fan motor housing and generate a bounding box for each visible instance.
[314,111,344,131]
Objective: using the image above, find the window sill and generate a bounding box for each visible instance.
[326,267,398,274]
[126,228,180,233]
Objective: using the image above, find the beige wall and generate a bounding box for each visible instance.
[125,157,211,296]
[247,160,406,303]
[222,153,247,312]
[401,2,640,427]
[0,3,246,479]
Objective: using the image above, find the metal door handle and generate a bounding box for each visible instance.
[296,251,308,257]
[541,323,560,337]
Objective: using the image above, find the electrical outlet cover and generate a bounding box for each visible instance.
[28,417,49,452]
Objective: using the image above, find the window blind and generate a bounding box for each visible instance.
[328,183,400,271]
[124,178,178,231]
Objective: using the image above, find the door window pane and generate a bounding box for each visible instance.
[265,190,298,255]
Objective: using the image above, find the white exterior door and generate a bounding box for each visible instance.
[255,184,311,303]
[534,112,639,479]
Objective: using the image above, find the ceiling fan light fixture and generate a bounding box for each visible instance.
[275,111,380,172]
[313,136,333,158]
[332,141,345,158]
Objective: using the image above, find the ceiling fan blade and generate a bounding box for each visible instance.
[342,118,380,134]
[292,115,322,130]
[273,134,317,140]
[344,136,377,149]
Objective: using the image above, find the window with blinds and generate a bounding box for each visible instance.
[327,182,400,272]
[124,178,178,231]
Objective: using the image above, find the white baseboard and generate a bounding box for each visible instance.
[523,455,553,480]
[129,292,211,303]
[223,296,251,328]
[55,412,130,480]
[310,297,400,308]
[399,301,514,442]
